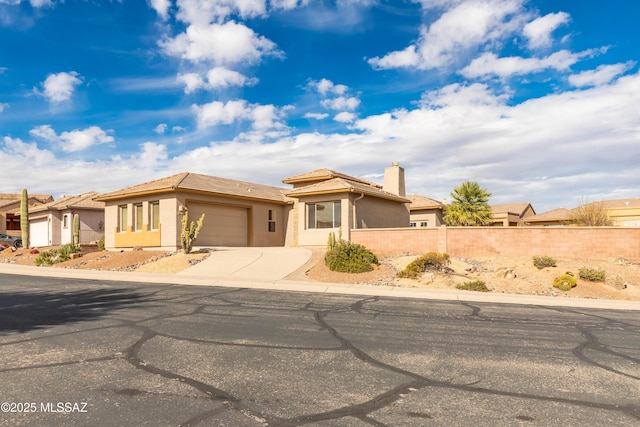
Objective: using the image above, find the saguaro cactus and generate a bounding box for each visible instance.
[73,213,80,246]
[20,188,29,249]
[180,210,205,254]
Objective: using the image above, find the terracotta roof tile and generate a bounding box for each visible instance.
[95,172,289,203]
[282,168,381,188]
[523,208,573,223]
[286,177,409,202]
[31,192,104,213]
[407,194,445,210]
[490,202,534,216]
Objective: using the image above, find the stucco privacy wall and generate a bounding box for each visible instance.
[351,227,640,259]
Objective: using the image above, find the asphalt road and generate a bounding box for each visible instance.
[0,274,639,426]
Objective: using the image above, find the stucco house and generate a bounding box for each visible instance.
[28,192,105,247]
[408,194,445,228]
[523,199,640,227]
[94,163,411,250]
[490,202,536,226]
[0,193,53,236]
[522,208,573,226]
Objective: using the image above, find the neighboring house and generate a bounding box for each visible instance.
[593,198,640,226]
[94,172,293,250]
[490,202,536,226]
[94,163,411,250]
[283,162,410,246]
[522,208,573,226]
[28,192,105,247]
[408,194,445,228]
[0,193,53,235]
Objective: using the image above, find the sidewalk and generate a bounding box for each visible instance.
[0,249,639,311]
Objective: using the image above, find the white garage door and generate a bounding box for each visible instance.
[30,218,50,247]
[186,203,248,247]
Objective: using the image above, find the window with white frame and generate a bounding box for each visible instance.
[420,221,428,227]
[149,201,160,230]
[118,205,128,232]
[307,201,341,229]
[133,203,143,231]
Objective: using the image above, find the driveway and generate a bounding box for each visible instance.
[178,246,313,281]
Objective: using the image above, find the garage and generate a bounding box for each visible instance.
[29,217,51,247]
[186,203,248,247]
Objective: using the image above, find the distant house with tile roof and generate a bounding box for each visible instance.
[521,208,573,226]
[407,194,445,228]
[522,199,640,227]
[490,202,536,226]
[94,163,410,250]
[28,192,105,247]
[0,193,53,235]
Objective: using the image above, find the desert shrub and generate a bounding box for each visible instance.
[98,235,105,251]
[553,272,577,291]
[324,240,378,273]
[578,267,606,282]
[398,252,450,279]
[533,255,556,269]
[456,280,489,292]
[34,244,80,266]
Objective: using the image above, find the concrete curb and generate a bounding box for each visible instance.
[1,262,639,311]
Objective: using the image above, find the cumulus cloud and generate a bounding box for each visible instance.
[321,96,360,111]
[178,67,257,93]
[154,123,168,134]
[311,78,347,96]
[334,111,356,123]
[192,99,286,130]
[175,0,267,26]
[148,0,171,20]
[523,11,570,50]
[369,0,524,70]
[460,49,601,79]
[161,21,280,66]
[30,124,114,152]
[36,71,83,103]
[568,62,635,88]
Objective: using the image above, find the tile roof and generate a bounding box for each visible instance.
[407,194,445,210]
[95,172,290,203]
[282,168,382,188]
[286,177,409,202]
[490,202,534,216]
[587,198,640,209]
[523,208,573,223]
[30,192,104,213]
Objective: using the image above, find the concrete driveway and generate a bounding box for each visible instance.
[177,246,313,281]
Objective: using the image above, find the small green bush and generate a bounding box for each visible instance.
[34,244,80,266]
[553,272,577,291]
[98,235,105,251]
[324,240,378,273]
[533,255,556,269]
[456,280,489,292]
[578,267,606,282]
[398,252,450,279]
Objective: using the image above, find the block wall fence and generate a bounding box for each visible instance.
[350,227,640,259]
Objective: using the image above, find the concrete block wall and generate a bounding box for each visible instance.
[351,227,640,259]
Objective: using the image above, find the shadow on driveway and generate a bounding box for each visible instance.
[0,288,150,334]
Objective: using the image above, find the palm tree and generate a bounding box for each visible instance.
[444,181,492,226]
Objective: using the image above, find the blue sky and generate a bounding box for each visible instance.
[1,0,638,212]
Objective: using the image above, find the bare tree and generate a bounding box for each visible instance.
[569,198,614,226]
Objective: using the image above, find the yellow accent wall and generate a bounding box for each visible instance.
[114,224,161,247]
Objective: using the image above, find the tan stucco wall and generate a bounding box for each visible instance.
[410,209,444,228]
[354,195,409,229]
[295,194,350,246]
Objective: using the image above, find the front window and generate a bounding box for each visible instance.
[118,205,128,232]
[420,221,428,227]
[133,203,143,231]
[63,215,69,229]
[149,201,160,230]
[307,201,341,229]
[268,209,276,232]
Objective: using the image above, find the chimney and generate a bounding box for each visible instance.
[383,161,405,197]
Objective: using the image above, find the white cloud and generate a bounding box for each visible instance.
[523,12,570,50]
[304,112,329,120]
[154,123,168,134]
[1,136,56,166]
[568,62,635,88]
[460,49,600,79]
[369,0,524,70]
[37,71,82,103]
[175,0,267,26]
[192,99,286,130]
[161,21,280,66]
[29,124,114,152]
[148,0,171,20]
[178,67,257,93]
[172,125,186,133]
[321,96,360,111]
[334,111,356,122]
[0,103,7,112]
[312,78,348,96]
